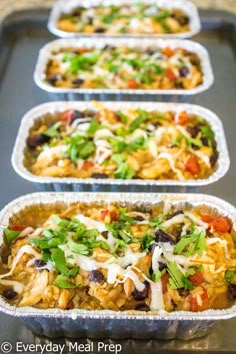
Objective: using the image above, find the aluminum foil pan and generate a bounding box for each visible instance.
[0,192,235,339]
[11,101,229,193]
[33,38,214,101]
[48,0,201,39]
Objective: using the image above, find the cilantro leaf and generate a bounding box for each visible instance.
[115,111,128,124]
[87,119,100,135]
[152,270,162,282]
[167,262,193,290]
[4,228,21,245]
[43,122,61,138]
[52,248,68,274]
[174,229,206,257]
[54,274,78,289]
[67,241,89,256]
[141,233,155,252]
[149,215,164,228]
[225,267,236,284]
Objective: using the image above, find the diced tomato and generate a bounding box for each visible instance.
[175,111,188,125]
[163,47,175,57]
[185,156,200,175]
[126,79,139,89]
[189,287,209,312]
[201,215,231,233]
[201,215,215,223]
[189,271,205,286]
[166,68,176,81]
[161,273,170,294]
[210,216,231,233]
[110,210,119,221]
[82,161,94,170]
[9,225,28,231]
[60,109,75,124]
[100,209,109,222]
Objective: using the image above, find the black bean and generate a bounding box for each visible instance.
[206,230,214,237]
[135,303,150,311]
[3,289,17,300]
[101,231,109,238]
[83,109,96,117]
[133,215,145,222]
[72,78,84,87]
[177,288,189,297]
[188,54,201,67]
[158,262,167,271]
[34,259,47,269]
[132,281,149,301]
[155,229,175,244]
[48,73,62,85]
[103,45,115,51]
[210,150,219,167]
[187,125,199,138]
[91,173,108,179]
[167,210,184,220]
[72,8,82,16]
[179,67,189,78]
[150,243,158,254]
[87,16,93,25]
[89,270,105,283]
[73,110,85,120]
[177,15,190,26]
[176,82,184,89]
[27,134,50,149]
[95,27,106,33]
[201,137,209,146]
[146,49,155,56]
[227,284,236,301]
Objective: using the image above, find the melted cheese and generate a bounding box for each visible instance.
[158,152,184,180]
[150,281,164,310]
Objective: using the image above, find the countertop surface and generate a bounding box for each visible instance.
[0,0,236,22]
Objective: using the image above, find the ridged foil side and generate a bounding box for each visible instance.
[11,101,230,189]
[33,38,214,96]
[48,0,201,39]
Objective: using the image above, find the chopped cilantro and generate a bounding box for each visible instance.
[54,274,78,289]
[43,122,61,138]
[174,229,206,257]
[4,229,21,245]
[225,266,236,284]
[167,262,194,290]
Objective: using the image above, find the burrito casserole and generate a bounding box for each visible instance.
[57,3,190,35]
[45,45,203,90]
[0,201,235,312]
[25,102,218,180]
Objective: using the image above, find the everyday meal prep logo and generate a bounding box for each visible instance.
[0,341,122,354]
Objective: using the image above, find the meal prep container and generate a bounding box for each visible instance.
[33,38,214,102]
[11,101,230,193]
[48,0,201,39]
[0,192,235,340]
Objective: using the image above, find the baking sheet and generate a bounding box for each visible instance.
[0,7,235,352]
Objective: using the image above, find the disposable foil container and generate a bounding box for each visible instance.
[48,0,201,39]
[33,38,214,102]
[11,101,230,193]
[0,192,235,339]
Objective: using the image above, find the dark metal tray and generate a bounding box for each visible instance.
[0,8,235,353]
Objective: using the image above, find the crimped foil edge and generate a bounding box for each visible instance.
[33,38,214,96]
[11,101,230,187]
[0,192,235,320]
[47,0,201,39]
